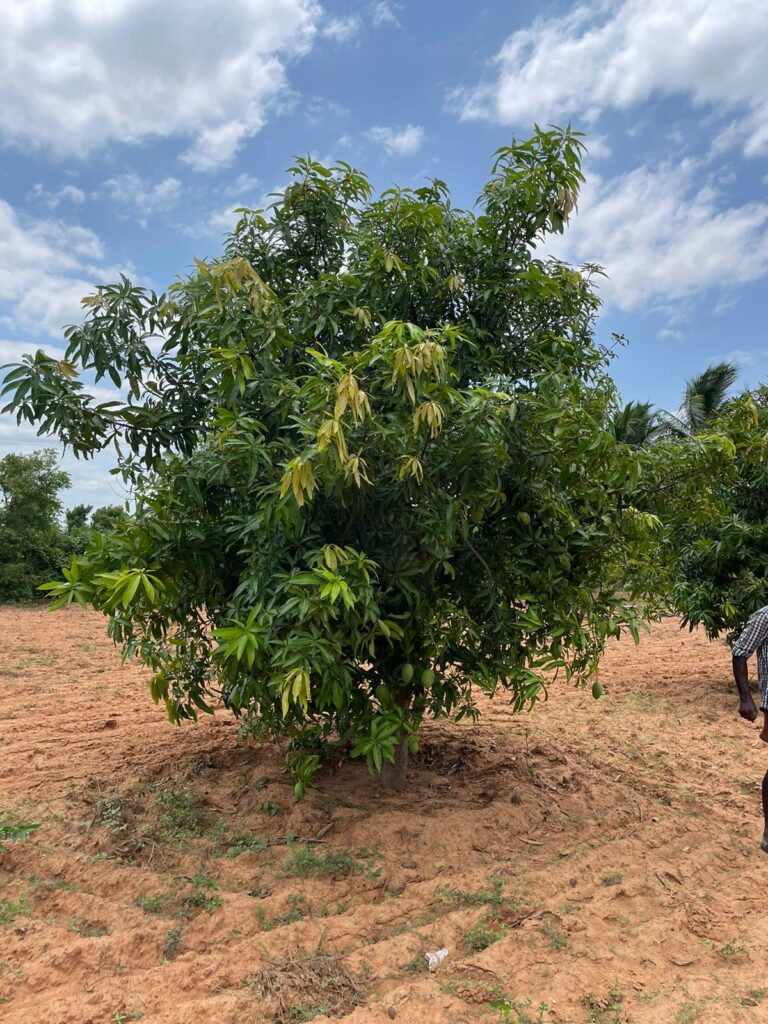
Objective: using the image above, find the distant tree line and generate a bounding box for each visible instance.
[0,448,124,602]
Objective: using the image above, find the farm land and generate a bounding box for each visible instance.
[2,606,768,1024]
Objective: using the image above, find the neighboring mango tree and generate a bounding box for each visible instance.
[1,127,722,790]
[667,391,768,641]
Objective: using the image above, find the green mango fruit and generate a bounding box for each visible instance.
[375,684,391,704]
[591,680,603,700]
[400,662,414,684]
[421,668,435,687]
[294,780,305,800]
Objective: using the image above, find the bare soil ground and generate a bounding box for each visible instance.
[1,607,768,1024]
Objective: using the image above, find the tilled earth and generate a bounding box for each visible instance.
[1,606,768,1023]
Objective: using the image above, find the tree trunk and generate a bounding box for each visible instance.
[381,687,411,790]
[380,734,409,790]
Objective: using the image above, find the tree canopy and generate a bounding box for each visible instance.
[2,126,726,788]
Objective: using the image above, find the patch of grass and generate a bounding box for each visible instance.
[583,988,624,1024]
[137,893,171,916]
[178,890,222,919]
[404,953,428,975]
[675,1001,705,1024]
[68,916,112,937]
[220,832,270,859]
[27,875,75,892]
[155,785,203,841]
[280,843,358,879]
[255,906,276,932]
[357,847,383,880]
[162,926,182,962]
[0,897,29,928]
[463,915,507,954]
[112,1011,143,1023]
[494,997,549,1023]
[97,790,128,835]
[137,879,222,921]
[261,800,281,817]
[435,878,511,909]
[250,949,364,1023]
[718,938,748,958]
[0,812,39,849]
[289,1003,332,1022]
[540,914,570,953]
[282,894,307,924]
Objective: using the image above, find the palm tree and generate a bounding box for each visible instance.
[662,361,739,436]
[609,400,660,446]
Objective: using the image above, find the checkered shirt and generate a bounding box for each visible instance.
[732,605,768,710]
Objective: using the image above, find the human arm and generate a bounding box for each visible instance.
[732,655,758,721]
[731,609,768,723]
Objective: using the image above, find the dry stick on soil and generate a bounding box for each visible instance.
[249,950,364,1023]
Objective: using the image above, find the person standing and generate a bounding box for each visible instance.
[732,606,768,851]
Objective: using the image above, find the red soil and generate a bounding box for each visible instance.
[1,606,767,1023]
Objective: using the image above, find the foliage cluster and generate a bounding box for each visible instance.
[0,448,124,602]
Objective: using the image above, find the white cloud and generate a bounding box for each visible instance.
[657,328,683,341]
[546,159,768,311]
[720,348,768,368]
[98,173,182,224]
[223,173,262,198]
[322,15,362,43]
[29,184,86,210]
[453,0,768,157]
[366,124,424,156]
[371,1,401,27]
[0,199,119,337]
[0,0,321,170]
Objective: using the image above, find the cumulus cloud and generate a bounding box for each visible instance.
[545,159,768,311]
[98,173,183,224]
[366,124,424,156]
[0,0,321,170]
[29,184,86,210]
[0,199,120,337]
[453,0,768,157]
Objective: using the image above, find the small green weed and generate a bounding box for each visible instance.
[583,988,624,1023]
[719,938,748,957]
[137,893,171,915]
[155,785,202,841]
[221,832,270,859]
[96,791,127,835]
[0,898,29,928]
[0,812,39,849]
[162,926,182,961]
[463,915,507,953]
[27,875,75,892]
[675,1001,705,1024]
[282,894,307,924]
[261,800,280,817]
[290,1004,331,1022]
[540,915,570,952]
[405,954,428,975]
[494,997,549,1023]
[68,916,112,937]
[280,844,358,878]
[178,890,222,919]
[435,879,512,909]
[112,1011,143,1023]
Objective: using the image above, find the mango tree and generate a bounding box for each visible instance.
[3,127,686,789]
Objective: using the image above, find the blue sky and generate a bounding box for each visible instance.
[1,0,767,507]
